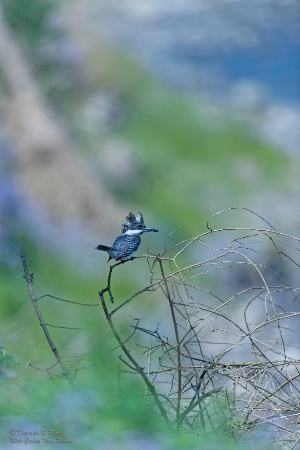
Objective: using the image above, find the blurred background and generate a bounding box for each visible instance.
[0,0,299,448]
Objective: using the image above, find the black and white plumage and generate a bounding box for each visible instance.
[122,212,146,233]
[96,212,158,262]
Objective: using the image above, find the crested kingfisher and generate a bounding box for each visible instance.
[96,212,158,262]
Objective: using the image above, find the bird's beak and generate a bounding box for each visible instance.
[144,227,159,232]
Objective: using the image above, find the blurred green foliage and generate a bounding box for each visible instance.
[2,0,85,111]
[0,346,18,379]
[0,1,292,447]
[2,0,56,42]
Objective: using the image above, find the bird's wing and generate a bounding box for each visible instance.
[113,234,141,259]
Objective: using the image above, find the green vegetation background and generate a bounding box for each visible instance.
[0,1,294,448]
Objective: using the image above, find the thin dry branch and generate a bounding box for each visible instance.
[158,258,182,427]
[97,210,300,447]
[98,270,173,432]
[20,245,74,387]
[20,209,300,448]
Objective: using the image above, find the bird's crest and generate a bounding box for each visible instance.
[122,212,145,233]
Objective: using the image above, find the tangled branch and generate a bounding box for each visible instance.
[99,209,300,447]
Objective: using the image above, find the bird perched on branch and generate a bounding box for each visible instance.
[96,212,158,262]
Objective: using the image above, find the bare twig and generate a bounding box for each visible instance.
[158,257,182,428]
[98,280,173,432]
[97,209,300,447]
[20,245,74,387]
[20,208,300,448]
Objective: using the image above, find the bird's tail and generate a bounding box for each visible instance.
[95,244,112,252]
